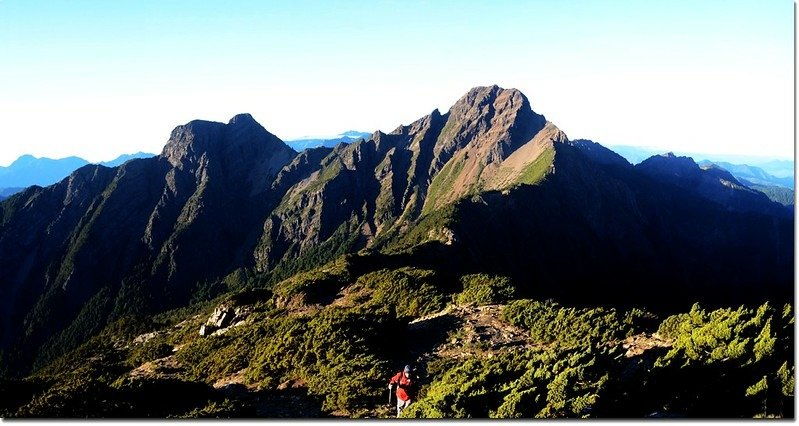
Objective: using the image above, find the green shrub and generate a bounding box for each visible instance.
[648,302,794,418]
[271,257,353,305]
[502,300,643,348]
[357,268,448,318]
[245,307,403,414]
[178,398,249,418]
[128,339,173,367]
[403,346,615,419]
[655,303,784,366]
[455,274,515,306]
[173,325,260,384]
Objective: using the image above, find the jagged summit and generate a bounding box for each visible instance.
[161,119,224,167]
[453,85,529,110]
[390,109,444,137]
[228,112,258,125]
[159,86,547,180]
[160,114,295,171]
[442,85,547,159]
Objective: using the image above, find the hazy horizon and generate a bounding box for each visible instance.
[0,1,793,165]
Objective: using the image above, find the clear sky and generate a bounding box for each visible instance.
[0,0,793,165]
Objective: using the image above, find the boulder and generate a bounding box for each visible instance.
[198,304,251,337]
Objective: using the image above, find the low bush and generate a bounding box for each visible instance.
[502,300,643,348]
[128,339,173,367]
[356,268,448,318]
[455,274,515,306]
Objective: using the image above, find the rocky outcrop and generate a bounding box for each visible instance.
[620,334,672,358]
[199,304,250,337]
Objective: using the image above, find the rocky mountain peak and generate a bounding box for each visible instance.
[449,85,532,121]
[161,119,226,167]
[160,114,295,173]
[227,113,258,126]
[435,86,547,164]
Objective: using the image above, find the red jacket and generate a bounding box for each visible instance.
[389,371,414,401]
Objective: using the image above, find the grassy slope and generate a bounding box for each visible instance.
[423,155,466,215]
[518,147,555,186]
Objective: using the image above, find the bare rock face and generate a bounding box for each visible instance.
[419,86,549,211]
[427,227,457,246]
[162,120,226,169]
[199,304,250,337]
[200,305,236,335]
[254,138,393,271]
[148,114,298,285]
[133,331,160,345]
[250,84,791,279]
[431,85,546,167]
[252,85,561,271]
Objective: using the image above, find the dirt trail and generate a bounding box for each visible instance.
[407,303,535,363]
[618,333,671,357]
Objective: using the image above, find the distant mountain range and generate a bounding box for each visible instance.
[284,131,372,151]
[695,160,794,207]
[0,85,791,379]
[98,152,157,168]
[0,187,24,200]
[610,145,793,178]
[607,146,794,207]
[697,160,793,189]
[0,153,156,199]
[0,155,90,190]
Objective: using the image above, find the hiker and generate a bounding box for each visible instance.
[388,365,415,417]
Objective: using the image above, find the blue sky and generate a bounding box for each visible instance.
[0,0,793,165]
